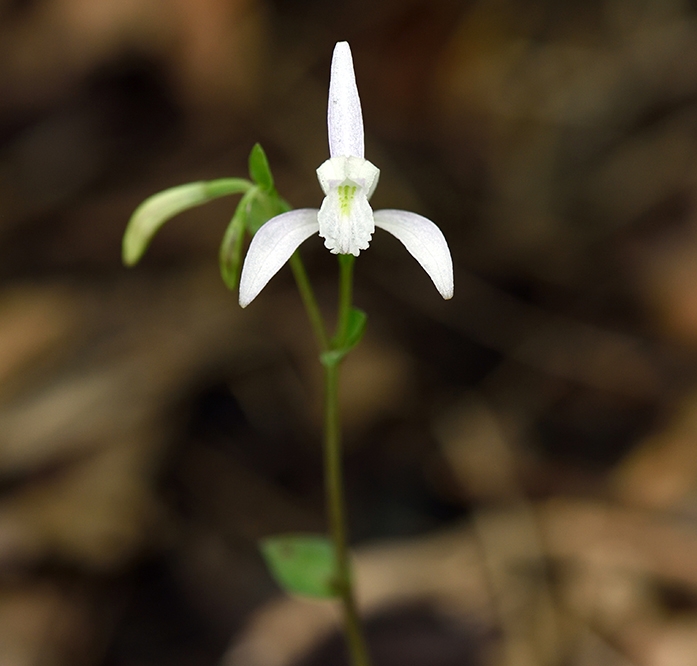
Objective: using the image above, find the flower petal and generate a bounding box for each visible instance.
[239,209,319,307]
[373,210,454,299]
[328,42,364,159]
[318,187,374,256]
[316,156,379,198]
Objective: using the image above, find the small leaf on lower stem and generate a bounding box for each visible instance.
[344,307,367,349]
[260,534,339,599]
[321,307,368,367]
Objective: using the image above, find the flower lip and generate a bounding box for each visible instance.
[318,186,374,256]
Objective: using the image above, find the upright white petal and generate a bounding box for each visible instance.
[374,210,454,299]
[239,209,319,307]
[328,42,364,159]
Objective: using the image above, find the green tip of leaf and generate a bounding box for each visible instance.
[122,178,252,267]
[248,143,274,191]
[123,183,208,266]
[260,534,339,599]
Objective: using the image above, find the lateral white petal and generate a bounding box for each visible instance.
[328,42,364,159]
[374,209,454,299]
[239,209,319,307]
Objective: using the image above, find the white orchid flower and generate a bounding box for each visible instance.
[239,41,454,307]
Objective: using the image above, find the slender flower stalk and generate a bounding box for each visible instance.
[324,255,371,666]
[236,41,455,666]
[286,250,370,665]
[335,254,356,344]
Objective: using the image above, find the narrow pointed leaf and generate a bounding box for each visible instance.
[219,190,255,290]
[248,143,274,191]
[123,178,251,266]
[260,534,339,598]
[373,209,454,299]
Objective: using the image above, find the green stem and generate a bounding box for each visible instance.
[288,246,368,665]
[323,252,371,666]
[289,253,330,351]
[324,362,370,666]
[335,254,355,346]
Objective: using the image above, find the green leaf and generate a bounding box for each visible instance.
[248,143,274,191]
[219,190,255,290]
[203,177,254,199]
[218,186,292,290]
[246,145,292,233]
[260,534,339,599]
[245,189,291,235]
[344,307,368,349]
[321,308,368,367]
[123,178,251,266]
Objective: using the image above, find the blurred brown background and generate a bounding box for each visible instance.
[3,0,697,664]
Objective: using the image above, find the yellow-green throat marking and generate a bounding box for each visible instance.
[338,184,357,215]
